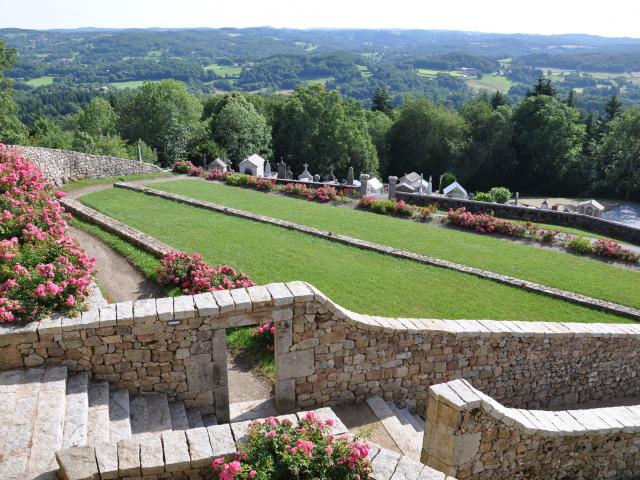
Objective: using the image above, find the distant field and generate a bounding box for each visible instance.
[204,63,243,77]
[417,68,463,77]
[466,75,512,92]
[295,41,318,52]
[356,65,372,78]
[109,80,157,89]
[300,76,334,86]
[25,75,55,87]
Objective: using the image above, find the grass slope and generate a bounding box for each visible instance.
[61,172,172,192]
[79,187,621,323]
[150,180,640,310]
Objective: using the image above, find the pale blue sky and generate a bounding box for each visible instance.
[2,0,639,38]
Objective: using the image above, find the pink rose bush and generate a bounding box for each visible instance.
[171,160,195,174]
[207,169,232,181]
[358,196,436,221]
[593,239,640,263]
[446,208,528,237]
[212,411,372,480]
[0,145,95,323]
[156,251,255,294]
[246,176,276,191]
[281,183,340,203]
[252,322,275,352]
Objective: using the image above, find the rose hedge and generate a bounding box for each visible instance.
[358,196,436,221]
[212,411,372,480]
[0,145,95,323]
[156,251,255,294]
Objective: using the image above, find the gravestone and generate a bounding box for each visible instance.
[427,175,433,194]
[277,159,287,179]
[515,192,519,205]
[313,174,320,182]
[359,174,370,196]
[347,167,355,185]
[418,174,424,194]
[328,165,337,183]
[286,167,294,180]
[388,176,398,198]
[298,163,313,181]
[265,161,272,177]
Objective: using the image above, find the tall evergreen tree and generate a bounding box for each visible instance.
[371,87,394,116]
[603,95,622,123]
[490,91,508,109]
[526,77,557,98]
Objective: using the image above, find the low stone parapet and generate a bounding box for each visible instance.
[421,379,640,479]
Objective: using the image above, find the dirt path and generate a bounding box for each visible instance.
[69,225,163,303]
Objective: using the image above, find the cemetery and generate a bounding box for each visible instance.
[2,145,640,480]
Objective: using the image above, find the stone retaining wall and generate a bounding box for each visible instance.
[395,191,640,244]
[17,146,161,184]
[3,282,640,430]
[422,379,640,479]
[0,284,299,419]
[109,182,640,321]
[275,283,640,414]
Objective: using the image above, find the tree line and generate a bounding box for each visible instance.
[0,39,638,200]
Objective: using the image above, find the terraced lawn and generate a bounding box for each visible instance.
[79,187,622,323]
[148,180,640,310]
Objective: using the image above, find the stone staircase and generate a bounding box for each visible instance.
[0,366,214,480]
[366,396,425,461]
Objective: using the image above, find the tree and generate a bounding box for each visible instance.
[209,93,271,165]
[72,97,117,138]
[387,97,467,178]
[273,84,378,178]
[512,95,586,193]
[365,110,393,178]
[526,76,557,98]
[117,80,203,165]
[0,39,27,144]
[603,95,622,123]
[490,91,508,109]
[371,87,394,116]
[599,107,640,199]
[566,89,576,108]
[459,98,516,190]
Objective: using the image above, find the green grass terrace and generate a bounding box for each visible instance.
[78,184,628,323]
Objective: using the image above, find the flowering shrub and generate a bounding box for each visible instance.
[281,183,339,203]
[416,204,437,222]
[446,208,527,237]
[246,176,277,191]
[393,199,413,217]
[188,166,204,177]
[156,251,255,294]
[593,239,640,263]
[212,411,371,480]
[0,145,95,323]
[225,173,251,187]
[171,160,195,174]
[252,322,275,352]
[567,236,595,255]
[207,169,232,181]
[358,196,436,222]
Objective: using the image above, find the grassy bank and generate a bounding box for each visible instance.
[79,187,623,323]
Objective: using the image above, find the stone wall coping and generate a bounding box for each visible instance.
[2,280,639,347]
[56,407,449,480]
[430,379,640,437]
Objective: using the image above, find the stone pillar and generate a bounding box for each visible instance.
[388,176,398,198]
[277,160,286,179]
[211,329,230,422]
[359,174,370,196]
[347,167,355,185]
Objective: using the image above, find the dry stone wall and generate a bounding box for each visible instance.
[277,283,640,413]
[395,191,640,244]
[16,146,161,184]
[422,379,640,479]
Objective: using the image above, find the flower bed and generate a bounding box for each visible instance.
[212,411,372,480]
[156,251,255,294]
[358,196,436,221]
[0,145,95,323]
[446,208,639,265]
[171,160,195,174]
[252,321,275,352]
[207,169,232,181]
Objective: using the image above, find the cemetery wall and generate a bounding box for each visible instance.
[422,379,640,479]
[395,191,640,244]
[16,145,161,184]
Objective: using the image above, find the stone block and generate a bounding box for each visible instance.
[155,297,174,321]
[285,281,314,302]
[174,295,196,320]
[246,285,272,308]
[193,292,219,318]
[115,302,133,326]
[186,427,214,468]
[230,288,252,311]
[134,298,157,324]
[95,442,118,480]
[277,348,315,380]
[56,445,99,480]
[81,309,100,329]
[212,290,234,314]
[162,430,191,472]
[98,306,117,328]
[117,439,140,477]
[266,283,294,306]
[140,434,164,475]
[207,424,236,457]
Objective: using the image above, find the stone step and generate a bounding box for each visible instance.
[169,401,190,430]
[202,414,219,427]
[387,402,423,451]
[62,372,90,449]
[26,366,68,479]
[229,398,278,422]
[0,369,30,480]
[87,381,110,445]
[410,413,425,433]
[366,396,421,460]
[187,408,205,429]
[130,393,172,439]
[109,389,132,443]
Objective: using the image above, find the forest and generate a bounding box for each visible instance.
[0,29,639,200]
